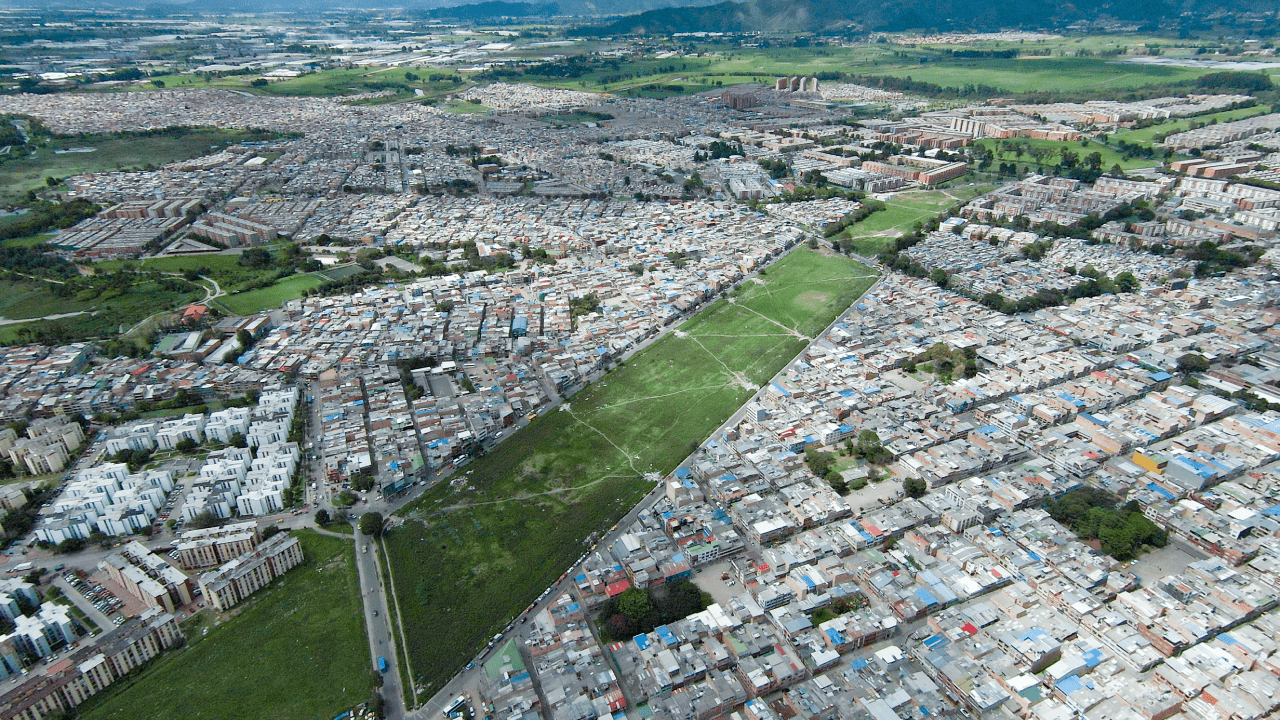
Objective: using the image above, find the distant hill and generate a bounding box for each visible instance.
[576,0,1277,34]
[23,0,725,18]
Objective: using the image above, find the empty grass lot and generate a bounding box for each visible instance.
[386,249,876,697]
[81,531,370,720]
[219,273,324,315]
[1109,105,1276,145]
[0,278,202,344]
[832,189,969,250]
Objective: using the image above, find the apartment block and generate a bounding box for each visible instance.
[198,532,304,612]
[175,521,261,570]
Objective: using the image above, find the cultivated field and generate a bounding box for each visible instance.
[81,531,370,720]
[385,249,876,697]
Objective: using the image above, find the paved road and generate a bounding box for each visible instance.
[354,527,404,720]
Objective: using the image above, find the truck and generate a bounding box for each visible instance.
[8,562,32,575]
[377,656,388,674]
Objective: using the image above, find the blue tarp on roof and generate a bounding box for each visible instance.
[1148,483,1176,500]
[914,588,939,606]
[633,634,651,650]
[1056,676,1083,695]
[675,467,692,479]
[921,634,948,650]
[656,626,678,647]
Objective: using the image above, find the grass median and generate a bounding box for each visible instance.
[385,249,877,696]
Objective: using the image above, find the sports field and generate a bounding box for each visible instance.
[81,531,370,720]
[385,249,876,697]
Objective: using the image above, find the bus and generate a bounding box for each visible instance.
[443,695,467,717]
[377,656,388,674]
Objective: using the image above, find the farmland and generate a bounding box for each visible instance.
[513,43,1215,99]
[384,248,876,697]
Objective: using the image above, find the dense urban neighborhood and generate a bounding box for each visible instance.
[0,9,1277,720]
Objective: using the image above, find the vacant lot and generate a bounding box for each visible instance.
[835,189,965,243]
[0,277,201,345]
[82,531,370,720]
[219,272,323,315]
[386,249,876,696]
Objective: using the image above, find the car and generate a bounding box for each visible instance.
[465,662,475,670]
[373,610,378,617]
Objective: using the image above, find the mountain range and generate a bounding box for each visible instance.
[579,0,1279,35]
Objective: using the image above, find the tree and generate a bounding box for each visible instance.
[617,587,653,622]
[189,510,220,529]
[236,328,254,350]
[229,432,247,448]
[359,512,385,537]
[56,537,86,554]
[261,525,283,541]
[1115,271,1139,293]
[351,469,375,492]
[175,437,198,453]
[903,477,928,498]
[238,248,273,269]
[1177,353,1210,374]
[315,509,331,526]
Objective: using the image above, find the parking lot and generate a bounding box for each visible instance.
[59,571,126,627]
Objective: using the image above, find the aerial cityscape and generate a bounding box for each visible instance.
[0,4,1276,720]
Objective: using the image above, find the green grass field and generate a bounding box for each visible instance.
[1109,105,1276,145]
[81,531,371,720]
[96,249,324,318]
[386,249,876,697]
[0,128,272,203]
[0,280,98,320]
[1,232,54,248]
[219,273,323,315]
[975,137,1164,172]
[516,44,1212,99]
[0,278,201,345]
